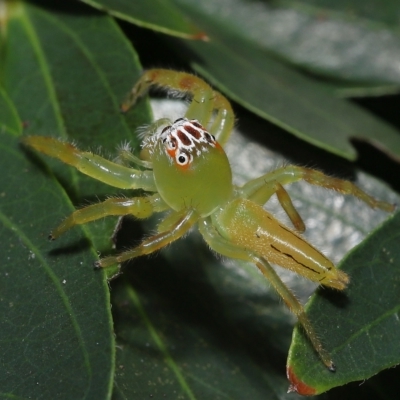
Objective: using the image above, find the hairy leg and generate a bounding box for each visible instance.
[199,217,336,371]
[241,165,395,212]
[250,181,305,232]
[121,69,234,145]
[23,136,156,191]
[51,194,168,240]
[96,209,199,268]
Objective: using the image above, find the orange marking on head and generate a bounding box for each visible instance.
[148,70,160,81]
[215,142,224,151]
[179,76,197,90]
[286,366,317,396]
[166,148,176,158]
[175,162,191,171]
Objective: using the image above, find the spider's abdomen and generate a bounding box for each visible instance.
[150,119,233,216]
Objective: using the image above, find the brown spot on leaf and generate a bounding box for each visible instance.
[286,366,317,396]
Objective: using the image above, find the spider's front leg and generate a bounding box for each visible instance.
[121,69,235,145]
[23,136,156,191]
[96,209,199,268]
[199,217,336,371]
[50,193,168,240]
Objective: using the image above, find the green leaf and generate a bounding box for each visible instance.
[2,1,399,398]
[0,133,114,399]
[80,0,400,85]
[173,0,400,85]
[0,88,21,135]
[168,4,400,161]
[293,0,400,28]
[287,211,400,395]
[0,0,150,398]
[3,0,151,241]
[79,0,208,40]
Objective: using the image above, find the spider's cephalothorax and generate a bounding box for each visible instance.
[144,117,233,216]
[23,69,395,375]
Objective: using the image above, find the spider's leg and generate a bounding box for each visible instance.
[116,145,153,169]
[97,209,199,268]
[255,258,336,371]
[121,69,234,146]
[250,182,305,232]
[199,217,335,371]
[188,88,234,146]
[51,194,168,240]
[23,136,156,191]
[241,165,395,213]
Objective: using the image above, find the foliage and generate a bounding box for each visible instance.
[1,0,400,398]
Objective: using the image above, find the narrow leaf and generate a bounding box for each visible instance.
[174,0,400,85]
[293,0,400,28]
[178,18,400,161]
[79,0,208,40]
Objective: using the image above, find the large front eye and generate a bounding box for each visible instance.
[175,152,192,166]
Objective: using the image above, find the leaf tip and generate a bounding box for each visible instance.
[287,365,317,396]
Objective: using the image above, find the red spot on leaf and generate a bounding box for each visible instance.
[287,366,316,396]
[191,31,209,41]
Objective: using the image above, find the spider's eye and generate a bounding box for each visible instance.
[176,152,191,166]
[166,137,177,149]
[190,120,202,129]
[204,132,216,143]
[161,125,171,134]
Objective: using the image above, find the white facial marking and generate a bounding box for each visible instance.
[142,118,217,165]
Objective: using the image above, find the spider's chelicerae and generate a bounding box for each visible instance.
[23,69,394,372]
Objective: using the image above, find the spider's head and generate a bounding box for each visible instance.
[150,118,219,169]
[148,118,233,216]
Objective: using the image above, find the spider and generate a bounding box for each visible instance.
[23,69,394,372]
